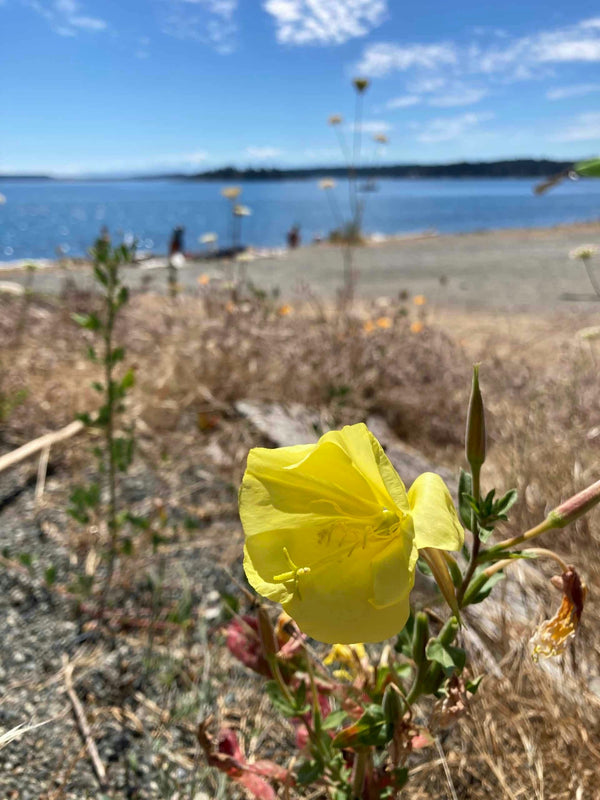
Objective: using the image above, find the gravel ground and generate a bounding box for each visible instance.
[0,442,247,799]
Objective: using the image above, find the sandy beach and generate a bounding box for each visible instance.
[2,220,600,311]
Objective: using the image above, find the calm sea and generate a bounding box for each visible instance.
[0,177,598,262]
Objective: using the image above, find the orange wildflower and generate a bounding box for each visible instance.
[198,274,210,286]
[363,320,375,334]
[375,316,392,329]
[410,321,424,334]
[413,295,426,306]
[277,304,292,316]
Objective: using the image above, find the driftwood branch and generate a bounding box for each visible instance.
[62,655,108,791]
[0,420,84,475]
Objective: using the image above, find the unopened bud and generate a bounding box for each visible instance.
[465,364,486,471]
[412,612,429,666]
[547,479,600,528]
[382,683,403,726]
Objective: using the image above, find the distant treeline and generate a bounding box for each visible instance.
[0,159,577,182]
[182,160,574,181]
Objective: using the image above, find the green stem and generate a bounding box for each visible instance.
[101,265,118,610]
[494,517,556,551]
[457,465,481,606]
[351,750,367,799]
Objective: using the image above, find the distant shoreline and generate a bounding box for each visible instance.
[0,158,578,183]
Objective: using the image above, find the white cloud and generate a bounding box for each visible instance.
[358,120,392,133]
[428,87,488,107]
[386,95,420,109]
[161,0,237,54]
[264,0,387,46]
[416,112,494,143]
[245,146,282,160]
[356,16,600,80]
[26,0,107,35]
[552,112,600,142]
[546,83,600,100]
[357,42,457,77]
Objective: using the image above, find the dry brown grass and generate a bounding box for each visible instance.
[1,280,600,798]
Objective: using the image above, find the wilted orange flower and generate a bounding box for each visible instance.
[410,321,424,334]
[376,316,392,329]
[198,274,210,285]
[363,320,375,334]
[277,304,292,316]
[531,567,587,661]
[413,295,426,306]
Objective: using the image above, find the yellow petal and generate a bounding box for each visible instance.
[408,473,464,552]
[283,534,413,644]
[370,528,417,609]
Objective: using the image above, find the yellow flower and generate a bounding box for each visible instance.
[363,320,375,334]
[375,316,392,329]
[413,295,426,306]
[240,423,463,644]
[410,321,424,334]
[324,643,368,682]
[198,274,210,285]
[319,178,336,190]
[277,304,292,316]
[221,186,242,200]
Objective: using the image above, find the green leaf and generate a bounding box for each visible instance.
[265,680,309,718]
[425,639,466,677]
[110,346,125,365]
[19,552,33,571]
[575,158,600,178]
[332,705,389,748]
[394,611,415,657]
[120,368,135,391]
[44,565,57,586]
[71,312,102,331]
[463,570,505,605]
[116,286,129,308]
[93,264,109,287]
[466,675,484,695]
[322,709,348,730]
[86,345,98,362]
[458,469,473,530]
[92,381,104,394]
[296,759,324,786]
[494,488,518,515]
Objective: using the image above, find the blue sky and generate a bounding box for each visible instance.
[1,0,600,175]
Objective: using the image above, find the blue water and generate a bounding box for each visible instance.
[0,177,598,261]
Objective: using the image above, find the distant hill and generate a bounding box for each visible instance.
[0,159,577,182]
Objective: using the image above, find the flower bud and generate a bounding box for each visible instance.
[547,479,600,528]
[382,683,404,726]
[411,612,429,666]
[465,364,486,471]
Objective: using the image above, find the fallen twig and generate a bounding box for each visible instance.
[62,655,108,791]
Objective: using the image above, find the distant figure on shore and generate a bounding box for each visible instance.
[169,226,185,258]
[168,225,186,298]
[287,225,300,249]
